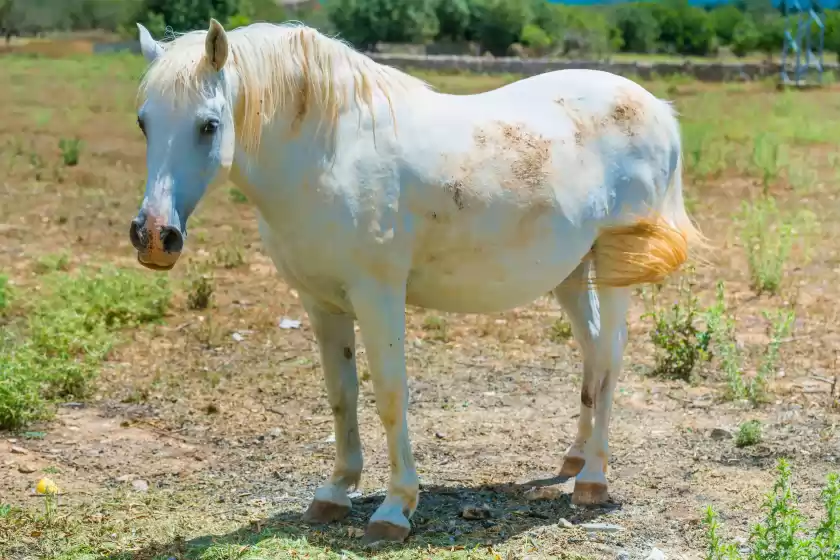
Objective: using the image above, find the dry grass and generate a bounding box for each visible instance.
[1,52,839,559]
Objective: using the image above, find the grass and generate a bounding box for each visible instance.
[735,420,763,448]
[0,266,170,430]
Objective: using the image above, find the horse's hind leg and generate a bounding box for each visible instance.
[553,260,631,505]
[552,259,598,480]
[301,294,364,523]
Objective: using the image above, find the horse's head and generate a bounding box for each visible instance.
[130,19,236,271]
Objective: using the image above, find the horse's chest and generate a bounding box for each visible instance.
[257,217,354,313]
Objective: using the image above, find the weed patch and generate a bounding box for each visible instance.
[704,459,840,559]
[0,267,170,430]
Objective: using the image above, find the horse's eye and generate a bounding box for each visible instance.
[137,117,146,135]
[200,120,219,135]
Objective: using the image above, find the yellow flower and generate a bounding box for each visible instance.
[35,478,59,495]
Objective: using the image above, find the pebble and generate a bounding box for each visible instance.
[524,486,562,501]
[646,547,666,560]
[710,428,732,440]
[347,527,365,538]
[616,552,630,560]
[268,427,282,437]
[581,522,624,533]
[10,446,27,455]
[131,479,149,492]
[460,503,492,520]
[18,464,37,474]
[557,518,574,528]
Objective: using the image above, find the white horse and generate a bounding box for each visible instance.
[130,19,703,543]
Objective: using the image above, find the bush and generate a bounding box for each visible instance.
[731,15,761,57]
[468,0,533,55]
[327,0,438,51]
[651,0,717,56]
[136,0,240,34]
[712,4,747,45]
[434,0,472,42]
[612,3,660,54]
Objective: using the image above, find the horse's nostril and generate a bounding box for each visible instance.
[160,225,184,254]
[129,218,147,251]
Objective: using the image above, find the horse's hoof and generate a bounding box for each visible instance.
[559,456,585,479]
[303,499,351,523]
[571,481,609,506]
[363,520,410,544]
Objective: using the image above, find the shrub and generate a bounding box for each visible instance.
[327,0,439,51]
[612,2,660,54]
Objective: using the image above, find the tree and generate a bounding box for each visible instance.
[731,15,760,56]
[468,0,533,56]
[712,4,746,45]
[327,0,439,51]
[435,0,472,42]
[612,3,660,53]
[137,0,241,34]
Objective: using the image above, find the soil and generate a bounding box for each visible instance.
[1,54,839,560]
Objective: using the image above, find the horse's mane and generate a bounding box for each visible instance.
[137,22,429,153]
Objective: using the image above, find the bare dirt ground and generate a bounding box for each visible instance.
[1,54,839,559]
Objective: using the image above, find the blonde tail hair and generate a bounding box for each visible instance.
[591,153,706,288]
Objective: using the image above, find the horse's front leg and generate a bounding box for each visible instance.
[301,295,363,523]
[349,280,418,544]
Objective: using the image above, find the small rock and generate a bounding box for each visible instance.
[18,464,37,474]
[557,518,574,529]
[524,486,562,501]
[231,332,244,342]
[710,428,732,440]
[581,522,624,533]
[324,433,336,443]
[460,503,492,520]
[131,479,149,492]
[616,552,630,560]
[434,432,446,439]
[116,474,135,482]
[268,427,282,437]
[347,527,365,538]
[645,547,666,560]
[278,318,301,329]
[10,446,27,455]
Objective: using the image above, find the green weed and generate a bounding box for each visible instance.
[705,459,840,560]
[735,419,762,447]
[213,245,245,269]
[738,196,816,295]
[422,314,449,342]
[643,271,712,381]
[228,187,248,203]
[0,267,170,430]
[58,137,82,166]
[186,266,214,311]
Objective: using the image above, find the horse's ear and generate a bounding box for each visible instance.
[205,18,229,71]
[137,22,163,63]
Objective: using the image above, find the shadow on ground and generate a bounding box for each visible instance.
[117,479,620,559]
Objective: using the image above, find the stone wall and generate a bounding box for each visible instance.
[366,52,839,82]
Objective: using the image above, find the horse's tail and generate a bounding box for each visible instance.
[591,117,706,288]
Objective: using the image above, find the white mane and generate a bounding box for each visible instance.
[137,22,430,153]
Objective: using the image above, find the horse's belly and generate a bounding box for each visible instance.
[406,235,591,314]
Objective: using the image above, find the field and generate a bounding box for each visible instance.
[1,53,839,560]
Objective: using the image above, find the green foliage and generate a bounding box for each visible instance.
[520,23,550,53]
[735,419,762,447]
[136,0,240,35]
[327,0,439,50]
[643,270,712,382]
[0,267,170,430]
[731,15,761,57]
[612,3,660,54]
[738,196,816,296]
[713,4,746,45]
[434,0,472,42]
[705,460,840,560]
[468,0,533,56]
[650,0,718,56]
[58,137,82,167]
